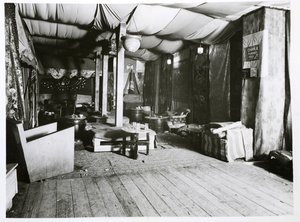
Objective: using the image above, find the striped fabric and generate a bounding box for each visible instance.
[201,127,253,162]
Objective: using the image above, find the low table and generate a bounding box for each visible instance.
[121,125,152,159]
[88,123,156,152]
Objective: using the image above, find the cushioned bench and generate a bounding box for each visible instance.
[200,122,253,162]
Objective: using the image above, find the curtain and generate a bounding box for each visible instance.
[5,3,25,121]
[209,42,231,122]
[158,55,172,113]
[190,46,210,124]
[284,11,292,150]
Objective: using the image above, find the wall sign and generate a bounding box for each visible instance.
[245,45,260,61]
[242,30,268,77]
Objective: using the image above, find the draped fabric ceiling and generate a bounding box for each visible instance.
[17,2,290,62]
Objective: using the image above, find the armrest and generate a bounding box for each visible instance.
[27,126,74,144]
[25,122,58,140]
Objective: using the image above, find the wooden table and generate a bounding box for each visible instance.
[121,124,152,159]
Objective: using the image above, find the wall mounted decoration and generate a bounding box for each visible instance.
[46,68,95,79]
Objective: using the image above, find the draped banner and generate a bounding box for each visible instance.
[5,3,26,121]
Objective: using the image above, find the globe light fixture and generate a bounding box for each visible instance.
[197,45,204,54]
[123,34,141,52]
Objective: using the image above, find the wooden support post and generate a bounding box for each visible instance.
[102,55,109,116]
[95,52,101,111]
[115,23,126,127]
[113,57,117,110]
[154,59,161,114]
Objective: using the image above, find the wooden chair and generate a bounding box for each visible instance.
[13,122,75,182]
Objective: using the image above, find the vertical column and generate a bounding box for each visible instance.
[115,22,126,127]
[102,55,109,116]
[154,59,161,114]
[113,57,117,110]
[95,52,101,112]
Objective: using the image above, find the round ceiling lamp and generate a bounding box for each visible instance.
[123,34,141,52]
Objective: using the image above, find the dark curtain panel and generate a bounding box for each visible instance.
[230,31,243,121]
[190,46,210,124]
[159,55,173,113]
[143,62,156,108]
[209,42,231,122]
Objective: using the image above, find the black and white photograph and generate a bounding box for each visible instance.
[2,0,299,221]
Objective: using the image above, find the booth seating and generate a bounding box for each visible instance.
[12,122,74,182]
[200,122,253,162]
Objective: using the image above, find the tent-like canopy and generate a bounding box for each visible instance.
[17,2,290,61]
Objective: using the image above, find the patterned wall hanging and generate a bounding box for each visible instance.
[46,68,95,79]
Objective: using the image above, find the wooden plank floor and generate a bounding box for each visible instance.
[7,166,293,217]
[7,133,293,218]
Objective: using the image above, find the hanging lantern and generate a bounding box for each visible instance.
[123,34,141,52]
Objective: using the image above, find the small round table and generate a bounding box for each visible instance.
[121,124,151,159]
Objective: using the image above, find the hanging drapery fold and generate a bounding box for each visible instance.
[5,3,26,121]
[209,42,231,122]
[284,10,292,150]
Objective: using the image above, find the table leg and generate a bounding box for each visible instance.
[132,133,139,159]
[146,133,150,155]
[122,136,126,155]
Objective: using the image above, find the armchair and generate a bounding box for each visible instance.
[13,122,74,182]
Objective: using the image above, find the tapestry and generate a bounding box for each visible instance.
[158,55,172,113]
[143,62,155,108]
[190,47,210,124]
[172,57,191,111]
[5,3,25,120]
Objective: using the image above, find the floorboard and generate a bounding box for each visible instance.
[195,164,292,215]
[187,167,275,216]
[118,173,159,216]
[140,170,192,216]
[94,176,127,217]
[166,167,240,216]
[106,174,143,216]
[129,172,176,216]
[21,182,43,218]
[82,177,108,217]
[159,169,213,216]
[209,162,293,205]
[70,178,92,217]
[56,179,74,217]
[151,169,209,216]
[37,180,57,217]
